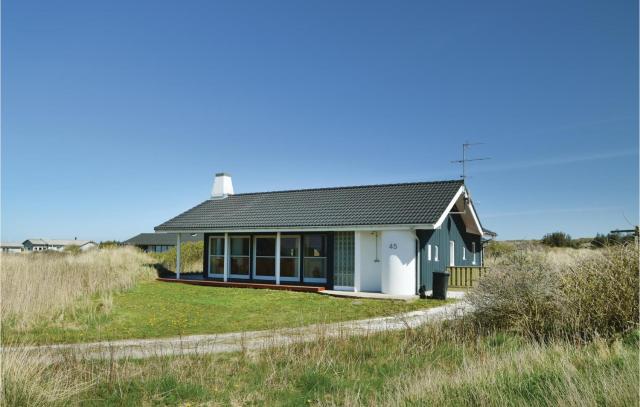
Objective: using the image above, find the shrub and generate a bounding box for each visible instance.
[466,252,565,339]
[560,243,639,339]
[483,241,516,261]
[99,240,121,249]
[541,232,576,248]
[591,232,636,248]
[154,241,204,273]
[63,245,81,254]
[466,243,639,341]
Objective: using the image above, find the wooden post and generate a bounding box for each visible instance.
[176,233,181,280]
[275,232,281,285]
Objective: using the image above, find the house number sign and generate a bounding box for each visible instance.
[388,243,397,249]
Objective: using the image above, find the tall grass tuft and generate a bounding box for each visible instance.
[1,342,91,406]
[467,243,639,341]
[1,247,155,329]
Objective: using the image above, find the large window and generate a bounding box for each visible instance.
[230,236,250,278]
[280,236,300,281]
[209,236,225,277]
[254,236,276,279]
[303,234,327,283]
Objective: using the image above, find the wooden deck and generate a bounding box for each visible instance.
[156,278,326,293]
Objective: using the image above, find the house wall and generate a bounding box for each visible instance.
[358,232,382,292]
[417,212,483,291]
[380,230,416,295]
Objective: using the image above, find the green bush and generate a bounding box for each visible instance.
[591,232,636,248]
[99,240,121,249]
[155,241,204,273]
[541,232,576,248]
[63,245,81,254]
[466,243,639,341]
[484,241,516,260]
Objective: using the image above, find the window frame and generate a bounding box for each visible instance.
[302,234,328,284]
[208,235,226,278]
[252,235,277,281]
[279,235,301,282]
[229,235,251,279]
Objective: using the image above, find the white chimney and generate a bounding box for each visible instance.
[211,172,234,199]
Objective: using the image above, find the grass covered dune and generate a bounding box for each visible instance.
[4,323,638,406]
[2,243,638,406]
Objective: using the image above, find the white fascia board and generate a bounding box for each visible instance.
[156,224,436,234]
[433,185,466,229]
[433,185,483,235]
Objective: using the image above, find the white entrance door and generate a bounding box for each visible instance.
[449,241,455,267]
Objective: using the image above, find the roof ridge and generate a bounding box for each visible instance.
[230,179,464,197]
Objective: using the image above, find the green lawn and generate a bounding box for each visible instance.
[5,281,448,344]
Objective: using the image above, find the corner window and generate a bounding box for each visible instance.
[209,236,225,276]
[434,245,439,262]
[303,234,327,283]
[230,236,250,278]
[427,244,432,261]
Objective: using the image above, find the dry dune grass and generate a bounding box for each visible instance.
[1,247,155,329]
[468,243,639,340]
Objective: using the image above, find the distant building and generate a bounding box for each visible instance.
[22,239,97,252]
[123,233,202,253]
[1,242,24,253]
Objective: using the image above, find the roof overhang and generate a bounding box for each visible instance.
[155,223,438,234]
[432,185,484,235]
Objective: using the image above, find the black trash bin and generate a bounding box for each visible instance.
[432,271,450,300]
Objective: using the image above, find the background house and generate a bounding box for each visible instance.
[1,242,24,253]
[22,239,97,251]
[124,233,202,253]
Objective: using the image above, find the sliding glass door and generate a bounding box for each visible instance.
[280,235,300,282]
[253,236,276,280]
[208,236,225,278]
[230,236,250,279]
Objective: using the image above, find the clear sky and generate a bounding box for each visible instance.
[2,0,638,242]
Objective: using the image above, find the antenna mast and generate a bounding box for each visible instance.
[451,142,491,180]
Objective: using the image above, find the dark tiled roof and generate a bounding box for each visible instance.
[155,180,464,231]
[124,233,202,246]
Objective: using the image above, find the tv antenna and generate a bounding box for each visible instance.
[450,142,491,180]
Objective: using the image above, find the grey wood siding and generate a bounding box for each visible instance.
[417,210,482,291]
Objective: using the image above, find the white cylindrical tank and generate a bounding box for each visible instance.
[380,230,417,295]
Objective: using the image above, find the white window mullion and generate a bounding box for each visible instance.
[223,233,229,282]
[275,232,281,285]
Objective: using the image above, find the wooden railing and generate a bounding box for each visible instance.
[447,266,488,288]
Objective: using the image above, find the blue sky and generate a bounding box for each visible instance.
[2,0,638,242]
